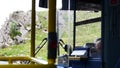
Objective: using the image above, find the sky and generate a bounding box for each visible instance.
[0,0,62,29]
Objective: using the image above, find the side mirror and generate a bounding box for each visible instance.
[39,0,48,8]
[61,0,75,10]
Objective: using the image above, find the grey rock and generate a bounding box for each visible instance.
[0,10,41,49]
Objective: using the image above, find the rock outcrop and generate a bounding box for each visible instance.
[0,10,40,49]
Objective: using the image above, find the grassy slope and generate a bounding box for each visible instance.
[0,11,101,61]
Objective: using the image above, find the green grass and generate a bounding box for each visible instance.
[0,11,101,61]
[0,41,30,57]
[76,22,101,45]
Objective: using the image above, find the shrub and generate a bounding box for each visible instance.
[9,22,21,40]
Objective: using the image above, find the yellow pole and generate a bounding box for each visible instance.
[31,0,36,57]
[48,0,57,64]
[48,0,56,32]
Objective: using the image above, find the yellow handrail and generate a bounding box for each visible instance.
[0,56,31,64]
[0,56,56,68]
[0,64,56,68]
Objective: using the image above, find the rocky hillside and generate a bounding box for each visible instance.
[0,10,41,49]
[0,10,70,50]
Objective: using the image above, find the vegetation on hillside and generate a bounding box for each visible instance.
[10,22,21,40]
[0,11,101,61]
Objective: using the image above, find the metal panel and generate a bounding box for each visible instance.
[102,0,120,68]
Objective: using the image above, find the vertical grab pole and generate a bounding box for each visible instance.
[31,0,36,57]
[48,0,57,64]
